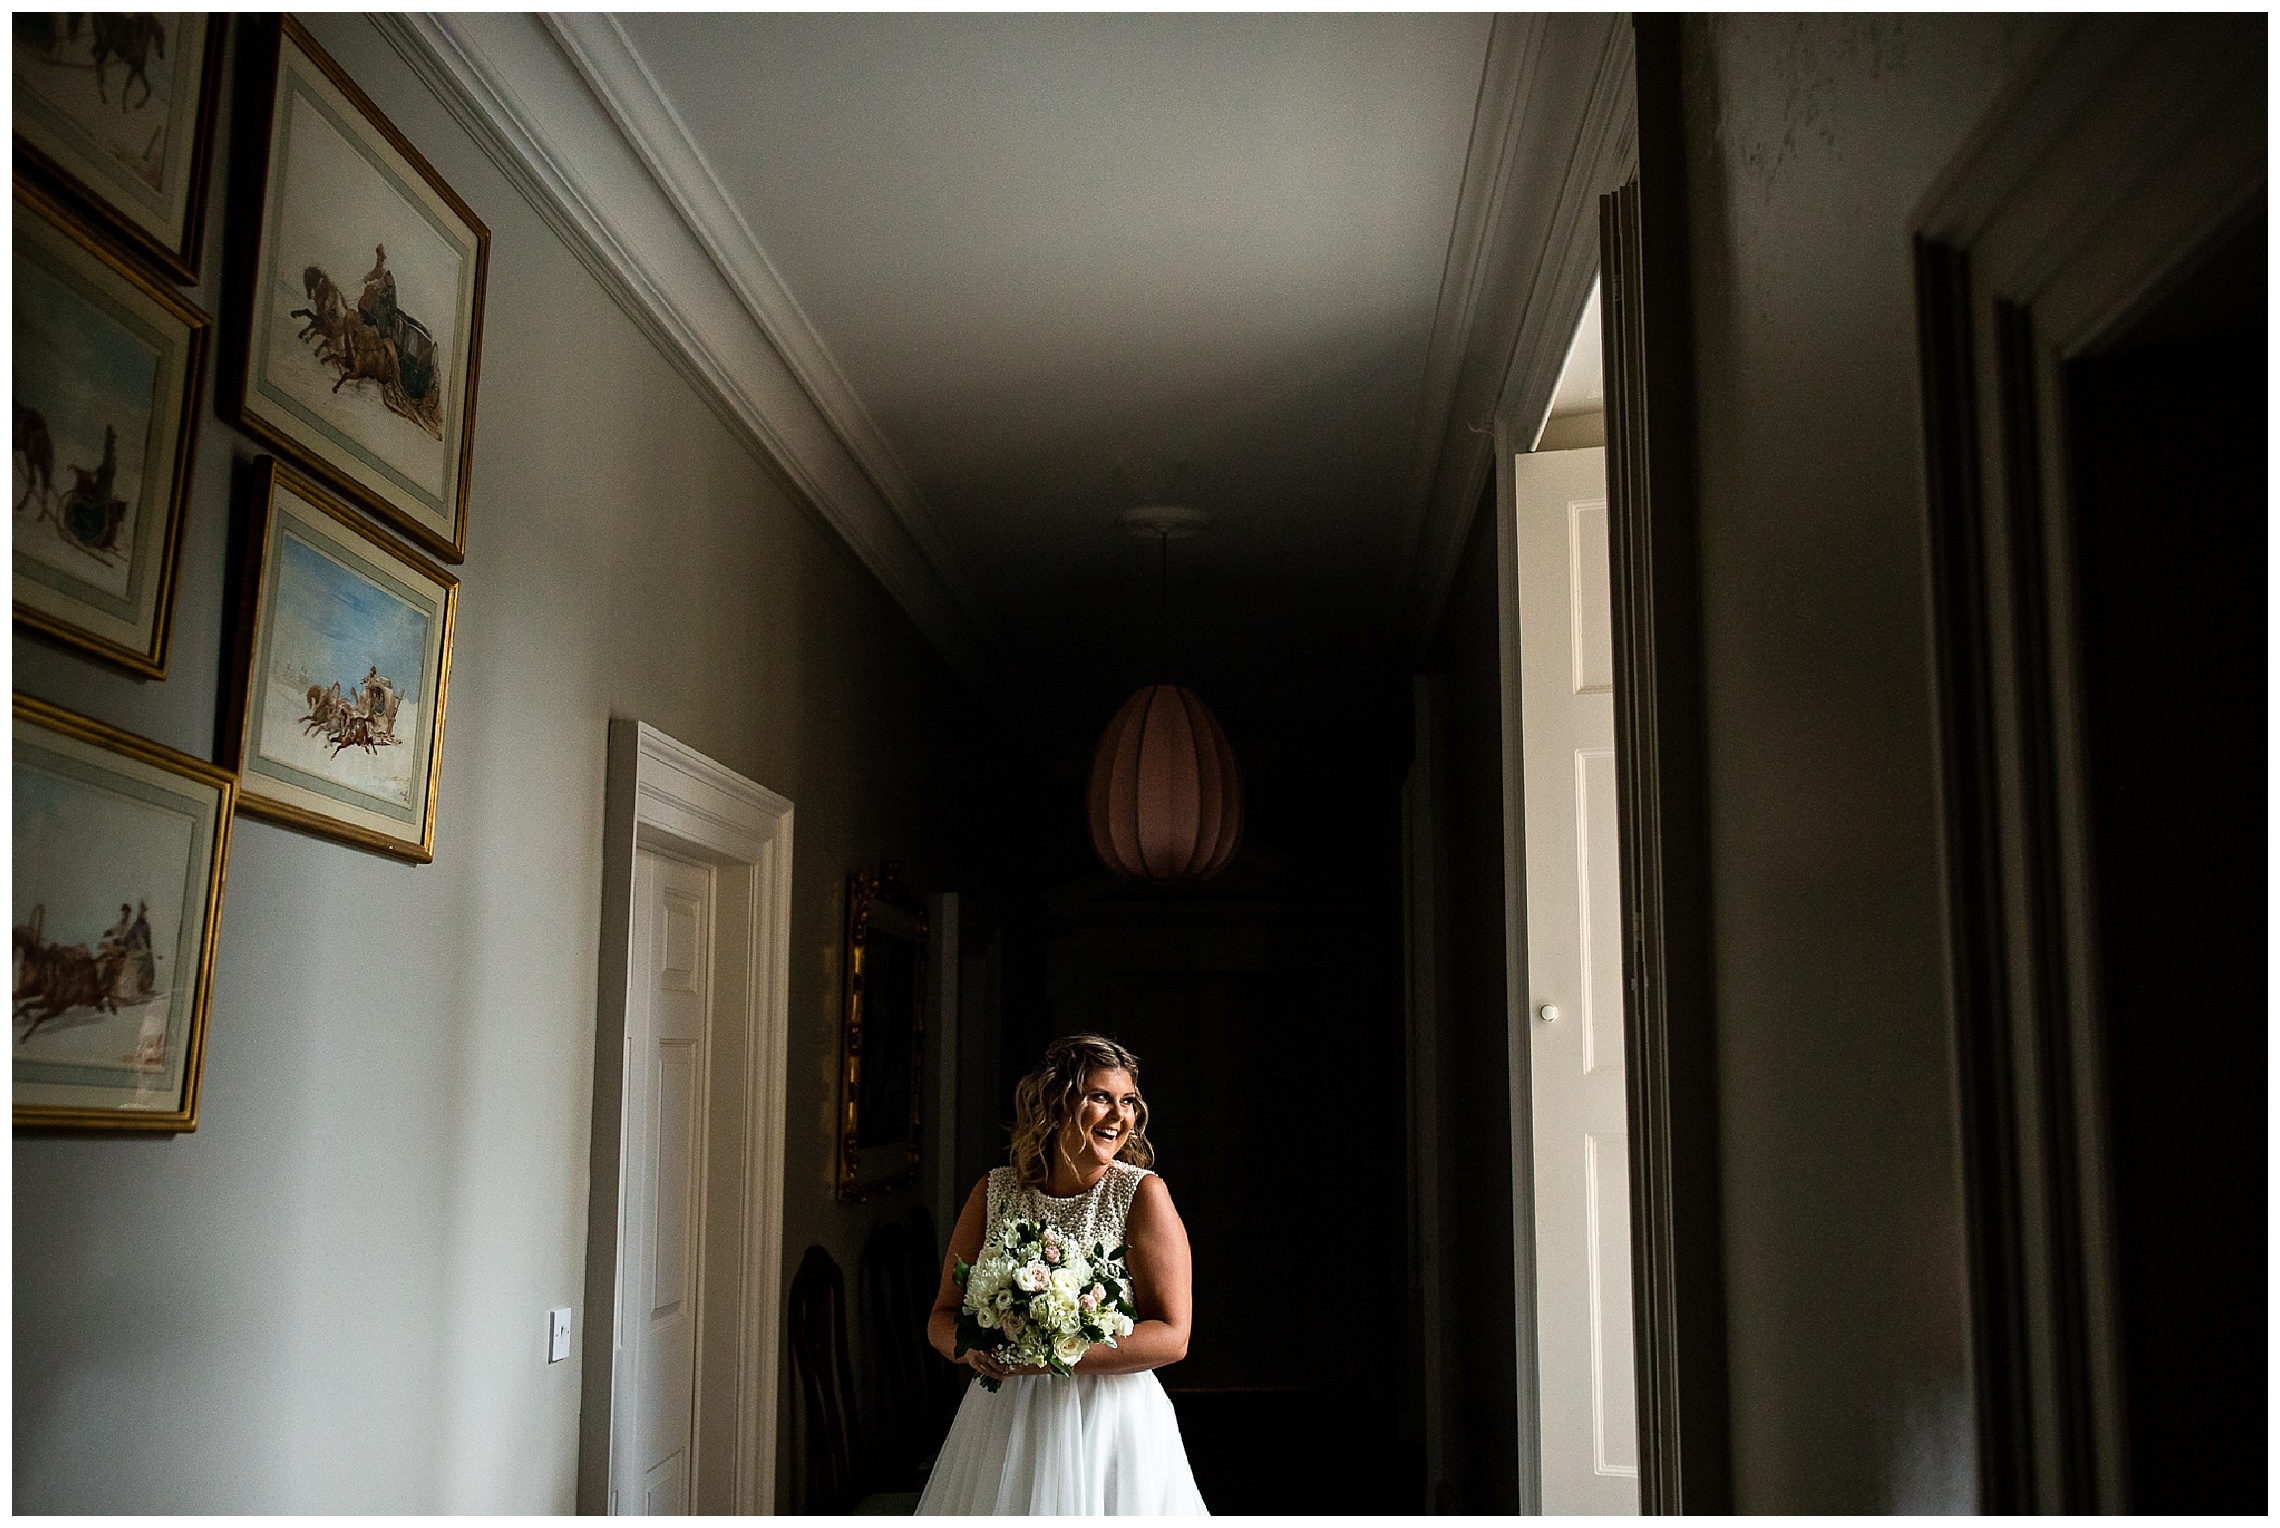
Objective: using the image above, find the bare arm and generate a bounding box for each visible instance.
[929,1177,1048,1381]
[1074,1173,1190,1375]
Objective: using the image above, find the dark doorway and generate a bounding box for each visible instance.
[2063,211,2266,1512]
[1031,714,1418,1514]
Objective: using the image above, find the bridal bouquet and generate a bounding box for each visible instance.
[951,1217,1137,1391]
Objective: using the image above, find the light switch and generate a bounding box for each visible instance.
[548,1306,573,1364]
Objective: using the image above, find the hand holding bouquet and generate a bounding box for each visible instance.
[951,1216,1137,1391]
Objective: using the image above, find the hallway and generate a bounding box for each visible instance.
[12,13,2264,1515]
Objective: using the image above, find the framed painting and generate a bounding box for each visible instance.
[232,16,487,563]
[226,458,457,862]
[13,176,209,677]
[15,692,234,1131]
[12,13,224,285]
[836,864,927,1201]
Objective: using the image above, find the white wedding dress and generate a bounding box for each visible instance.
[917,1162,1210,1516]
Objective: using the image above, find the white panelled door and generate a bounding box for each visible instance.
[614,847,714,1515]
[1514,446,1638,1514]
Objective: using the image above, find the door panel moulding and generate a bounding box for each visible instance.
[370,13,1002,716]
[1910,15,2263,1512]
[582,720,795,1514]
[1398,13,1637,660]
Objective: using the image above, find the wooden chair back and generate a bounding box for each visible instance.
[787,1244,860,1513]
[858,1220,935,1486]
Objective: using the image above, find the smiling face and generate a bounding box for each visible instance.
[1054,1066,1140,1174]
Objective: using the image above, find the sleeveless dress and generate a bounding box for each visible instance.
[916,1162,1209,1515]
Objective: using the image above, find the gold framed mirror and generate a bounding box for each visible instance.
[836,863,926,1200]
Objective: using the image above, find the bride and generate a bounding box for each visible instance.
[918,1034,1209,1515]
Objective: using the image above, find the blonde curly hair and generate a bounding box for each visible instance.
[1008,1033,1155,1188]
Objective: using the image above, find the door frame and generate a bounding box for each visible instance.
[1910,16,2263,1511]
[1593,17,1734,1515]
[578,719,795,1514]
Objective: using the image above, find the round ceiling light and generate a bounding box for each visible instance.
[1086,682,1243,882]
[1085,505,1242,882]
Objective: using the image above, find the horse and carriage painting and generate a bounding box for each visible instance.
[11,176,208,676]
[288,244,447,441]
[12,231,159,583]
[230,460,457,863]
[12,12,221,283]
[13,898,161,1045]
[14,14,170,118]
[13,695,233,1129]
[297,665,406,760]
[238,16,489,565]
[15,409,131,563]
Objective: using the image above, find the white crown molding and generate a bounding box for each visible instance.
[1394,13,1548,605]
[540,15,981,606]
[373,13,1002,709]
[1395,13,1637,658]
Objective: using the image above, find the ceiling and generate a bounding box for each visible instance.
[618,13,1490,731]
[390,13,1632,742]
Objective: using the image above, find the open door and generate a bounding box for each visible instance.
[580,722,795,1513]
[1513,446,1639,1512]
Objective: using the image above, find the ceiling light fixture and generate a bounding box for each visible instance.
[1085,507,1243,882]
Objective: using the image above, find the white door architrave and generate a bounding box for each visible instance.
[577,720,794,1514]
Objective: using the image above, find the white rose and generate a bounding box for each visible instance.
[1052,1330,1090,1367]
[1113,1311,1135,1338]
[1014,1259,1048,1293]
[972,1305,999,1332]
[1047,1266,1083,1300]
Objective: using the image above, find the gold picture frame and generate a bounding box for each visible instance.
[14,692,235,1132]
[228,15,488,563]
[13,175,210,676]
[12,13,226,285]
[225,457,458,863]
[836,864,927,1201]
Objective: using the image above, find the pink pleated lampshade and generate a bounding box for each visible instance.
[1086,684,1244,881]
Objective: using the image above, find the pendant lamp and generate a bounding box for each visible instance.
[1086,508,1243,882]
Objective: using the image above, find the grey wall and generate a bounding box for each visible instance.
[14,15,1019,1512]
[1675,14,2054,1512]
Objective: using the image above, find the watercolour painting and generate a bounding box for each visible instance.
[230,458,457,862]
[11,13,223,284]
[14,693,233,1131]
[235,16,487,562]
[13,179,208,675]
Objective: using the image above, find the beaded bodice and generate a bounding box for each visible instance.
[986,1160,1148,1249]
